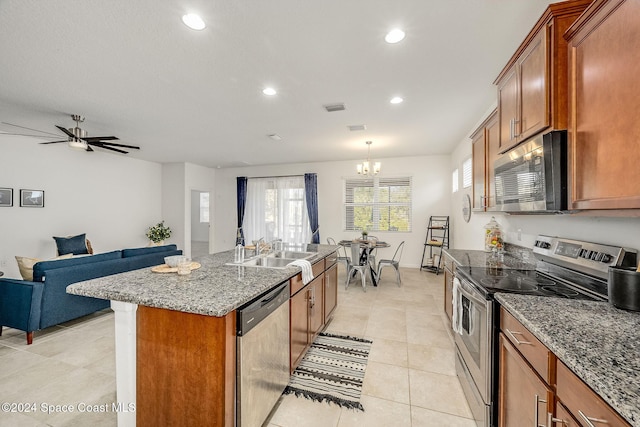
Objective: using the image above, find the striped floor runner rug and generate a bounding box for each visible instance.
[283,332,373,411]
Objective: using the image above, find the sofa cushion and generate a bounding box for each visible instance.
[122,244,178,258]
[53,234,90,256]
[15,254,73,281]
[32,250,122,282]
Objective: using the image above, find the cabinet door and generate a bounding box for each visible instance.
[485,113,500,209]
[568,0,640,209]
[324,263,338,322]
[308,275,325,338]
[471,129,486,210]
[518,29,548,142]
[497,67,519,153]
[290,288,309,372]
[553,401,581,427]
[498,334,553,427]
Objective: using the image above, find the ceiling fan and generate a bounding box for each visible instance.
[1,114,140,154]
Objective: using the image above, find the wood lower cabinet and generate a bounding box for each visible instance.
[494,0,591,153]
[565,0,640,210]
[498,333,553,427]
[290,252,338,372]
[556,360,631,427]
[500,307,632,427]
[137,306,236,427]
[324,262,338,322]
[471,109,499,210]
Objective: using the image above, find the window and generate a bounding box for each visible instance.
[245,176,310,245]
[199,192,210,223]
[462,157,472,189]
[452,169,459,193]
[344,177,412,232]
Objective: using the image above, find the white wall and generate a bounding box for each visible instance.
[213,155,451,268]
[161,163,215,258]
[449,109,640,253]
[0,136,162,279]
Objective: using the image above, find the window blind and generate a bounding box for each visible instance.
[462,158,472,189]
[344,177,412,232]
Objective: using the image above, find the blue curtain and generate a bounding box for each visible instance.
[304,173,320,244]
[236,176,247,245]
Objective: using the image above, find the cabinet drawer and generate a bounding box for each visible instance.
[290,259,325,296]
[500,307,552,383]
[556,360,630,427]
[325,251,338,269]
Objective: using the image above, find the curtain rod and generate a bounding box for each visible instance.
[247,174,305,179]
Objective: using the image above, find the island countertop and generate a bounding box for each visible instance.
[67,244,338,317]
[496,293,640,427]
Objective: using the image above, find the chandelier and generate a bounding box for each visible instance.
[356,141,381,175]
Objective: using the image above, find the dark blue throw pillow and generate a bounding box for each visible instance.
[53,233,89,256]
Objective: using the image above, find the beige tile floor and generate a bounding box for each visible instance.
[0,267,474,426]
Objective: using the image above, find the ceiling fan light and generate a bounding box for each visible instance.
[385,29,405,44]
[68,139,87,150]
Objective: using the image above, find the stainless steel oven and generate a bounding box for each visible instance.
[453,276,494,427]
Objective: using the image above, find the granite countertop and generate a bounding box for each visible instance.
[443,248,534,269]
[67,244,338,317]
[496,293,640,427]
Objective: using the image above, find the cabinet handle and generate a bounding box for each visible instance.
[506,328,532,345]
[534,394,547,427]
[513,118,520,138]
[578,410,609,426]
[510,118,514,140]
[548,413,567,426]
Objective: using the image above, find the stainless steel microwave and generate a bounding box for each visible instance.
[493,130,567,213]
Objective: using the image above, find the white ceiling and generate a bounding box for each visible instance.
[0,0,557,168]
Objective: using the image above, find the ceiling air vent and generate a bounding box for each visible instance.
[323,103,346,112]
[348,124,367,132]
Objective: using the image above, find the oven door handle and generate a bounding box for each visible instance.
[459,279,488,307]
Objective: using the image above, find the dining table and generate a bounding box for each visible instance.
[338,239,390,286]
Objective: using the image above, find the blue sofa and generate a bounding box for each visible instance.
[0,244,182,344]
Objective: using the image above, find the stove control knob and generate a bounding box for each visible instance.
[600,254,612,263]
[537,241,551,249]
[590,251,599,260]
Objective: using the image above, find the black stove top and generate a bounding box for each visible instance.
[456,266,606,301]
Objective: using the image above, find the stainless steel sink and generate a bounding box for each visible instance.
[267,251,315,260]
[227,256,296,269]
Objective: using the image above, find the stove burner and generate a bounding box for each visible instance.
[533,277,556,286]
[541,286,579,298]
[480,276,538,292]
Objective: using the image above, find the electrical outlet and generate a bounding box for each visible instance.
[517,229,522,241]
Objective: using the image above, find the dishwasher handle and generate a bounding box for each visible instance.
[237,282,290,336]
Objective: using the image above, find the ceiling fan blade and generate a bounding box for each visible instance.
[82,136,119,142]
[94,141,140,150]
[39,140,69,144]
[89,142,128,154]
[55,125,75,138]
[1,122,62,137]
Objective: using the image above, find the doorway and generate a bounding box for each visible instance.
[191,190,210,258]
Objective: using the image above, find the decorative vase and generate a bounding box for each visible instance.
[148,240,165,247]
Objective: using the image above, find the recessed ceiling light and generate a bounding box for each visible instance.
[182,13,206,30]
[262,87,277,96]
[385,29,405,44]
[390,97,404,104]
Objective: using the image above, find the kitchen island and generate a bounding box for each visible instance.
[496,293,640,427]
[67,244,338,427]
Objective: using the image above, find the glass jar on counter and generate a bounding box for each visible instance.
[484,216,504,252]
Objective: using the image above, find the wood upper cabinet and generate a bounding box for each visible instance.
[498,333,553,427]
[494,0,591,154]
[471,110,499,210]
[565,0,640,210]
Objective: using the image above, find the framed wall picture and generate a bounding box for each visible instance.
[20,189,45,208]
[0,188,12,207]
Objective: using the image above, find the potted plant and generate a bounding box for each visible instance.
[146,221,172,245]
[361,230,368,240]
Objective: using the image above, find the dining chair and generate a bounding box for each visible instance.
[376,241,405,286]
[366,235,379,270]
[346,242,370,292]
[327,237,351,272]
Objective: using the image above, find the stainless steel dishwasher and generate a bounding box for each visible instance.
[237,281,290,427]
